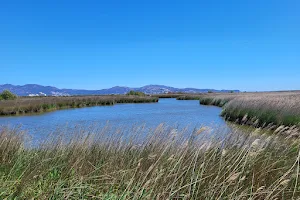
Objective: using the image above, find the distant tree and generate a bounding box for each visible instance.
[0,90,17,100]
[126,90,146,96]
[229,90,234,93]
[207,90,213,93]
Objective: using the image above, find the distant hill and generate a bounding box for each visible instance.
[0,84,240,96]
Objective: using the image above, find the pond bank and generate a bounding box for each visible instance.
[177,92,300,136]
[0,95,158,116]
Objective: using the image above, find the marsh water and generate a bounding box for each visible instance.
[0,98,232,142]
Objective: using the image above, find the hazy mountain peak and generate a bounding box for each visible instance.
[0,84,239,96]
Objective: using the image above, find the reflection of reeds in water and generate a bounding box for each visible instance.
[1,124,300,199]
[0,95,158,116]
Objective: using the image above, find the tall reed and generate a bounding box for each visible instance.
[1,124,300,199]
[195,92,300,128]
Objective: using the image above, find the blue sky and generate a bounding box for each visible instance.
[0,0,299,91]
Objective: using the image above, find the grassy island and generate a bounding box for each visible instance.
[0,95,158,116]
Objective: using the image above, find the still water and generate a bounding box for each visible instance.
[0,99,231,142]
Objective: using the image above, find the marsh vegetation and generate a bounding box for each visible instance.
[126,90,146,96]
[176,92,300,132]
[1,90,299,134]
[0,91,300,198]
[0,90,17,101]
[1,125,300,199]
[0,95,158,116]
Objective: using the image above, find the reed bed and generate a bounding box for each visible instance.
[155,93,205,99]
[1,124,300,199]
[198,94,238,107]
[152,94,187,98]
[176,95,203,100]
[0,95,158,116]
[222,93,300,128]
[176,94,235,105]
[192,92,300,128]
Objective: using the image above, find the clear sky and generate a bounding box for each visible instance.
[0,0,299,91]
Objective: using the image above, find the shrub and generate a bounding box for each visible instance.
[126,90,146,96]
[0,90,17,100]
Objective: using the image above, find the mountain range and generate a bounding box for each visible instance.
[0,84,239,96]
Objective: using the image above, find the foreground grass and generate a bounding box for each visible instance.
[0,95,158,116]
[1,125,300,199]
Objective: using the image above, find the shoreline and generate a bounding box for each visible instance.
[0,95,159,116]
[177,93,300,135]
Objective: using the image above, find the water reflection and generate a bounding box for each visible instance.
[0,99,232,143]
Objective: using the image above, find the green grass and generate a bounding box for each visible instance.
[222,107,300,128]
[1,125,300,199]
[198,96,234,107]
[126,90,146,96]
[0,95,158,116]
